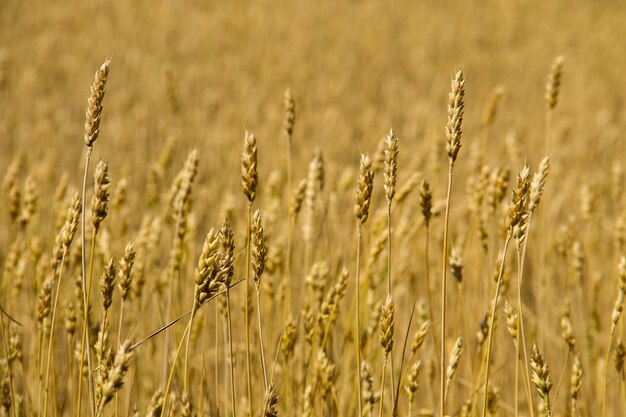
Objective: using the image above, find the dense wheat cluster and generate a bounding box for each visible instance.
[2,1,626,417]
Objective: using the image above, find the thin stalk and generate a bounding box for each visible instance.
[481,236,511,417]
[256,288,268,389]
[0,316,17,417]
[355,226,364,417]
[244,202,253,417]
[160,318,193,417]
[43,250,68,415]
[378,357,387,417]
[114,298,126,417]
[77,232,97,417]
[553,348,571,404]
[514,338,519,417]
[424,225,440,370]
[441,166,454,417]
[77,145,94,417]
[215,301,220,417]
[517,243,536,417]
[37,310,44,415]
[386,204,396,406]
[286,137,294,310]
[183,297,199,393]
[225,291,237,417]
[603,330,615,417]
[162,257,179,381]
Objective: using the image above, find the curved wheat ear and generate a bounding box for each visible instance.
[84,59,111,147]
[449,247,463,283]
[546,55,565,110]
[193,229,221,304]
[60,192,82,252]
[614,339,625,374]
[503,299,518,342]
[99,258,117,312]
[91,160,111,231]
[379,295,395,356]
[95,340,133,416]
[252,209,267,287]
[530,343,553,417]
[241,131,258,203]
[560,301,576,350]
[117,243,136,302]
[419,179,433,226]
[280,315,298,362]
[529,156,550,213]
[355,154,374,226]
[445,337,463,398]
[283,89,296,139]
[263,384,278,417]
[446,69,465,166]
[383,129,398,203]
[405,360,422,400]
[570,355,582,416]
[506,165,531,240]
[218,219,235,287]
[411,320,430,354]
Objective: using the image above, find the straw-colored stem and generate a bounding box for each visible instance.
[481,236,511,417]
[256,288,268,390]
[43,250,68,415]
[77,231,97,417]
[162,260,178,381]
[160,318,192,417]
[378,357,387,417]
[386,203,396,405]
[286,138,294,310]
[355,225,364,417]
[215,301,220,417]
[424,225,439,370]
[114,299,125,417]
[553,348,571,404]
[244,202,253,417]
[517,244,536,417]
[441,166,454,417]
[0,316,17,417]
[183,297,199,393]
[226,291,237,417]
[603,329,615,417]
[514,337,520,417]
[77,145,93,417]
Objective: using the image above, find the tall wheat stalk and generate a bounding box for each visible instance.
[355,154,374,417]
[441,68,465,417]
[77,59,110,417]
[241,131,258,416]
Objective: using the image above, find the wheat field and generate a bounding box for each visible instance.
[1,1,626,416]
